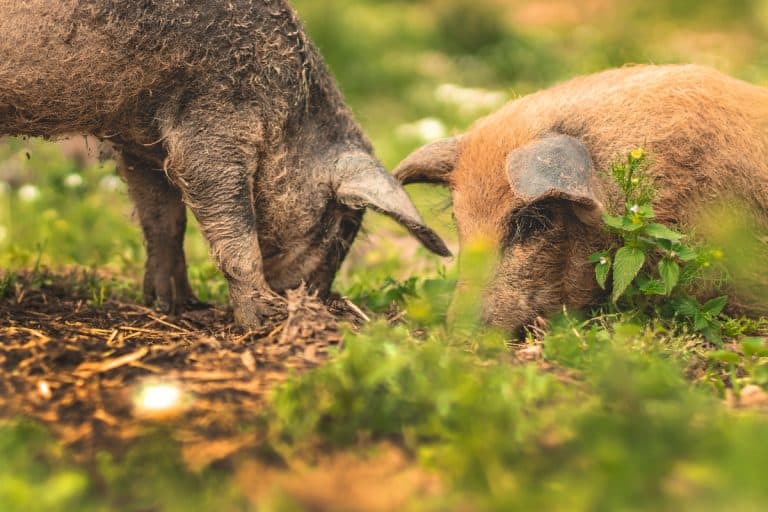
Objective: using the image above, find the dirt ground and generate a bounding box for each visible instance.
[0,271,354,468]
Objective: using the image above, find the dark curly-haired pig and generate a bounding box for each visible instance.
[395,65,768,333]
[0,1,450,328]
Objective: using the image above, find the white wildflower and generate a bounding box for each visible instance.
[18,184,41,202]
[599,257,608,265]
[99,174,124,192]
[396,117,447,143]
[435,83,507,115]
[63,173,84,188]
[630,204,640,214]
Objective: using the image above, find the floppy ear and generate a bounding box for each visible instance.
[334,152,452,257]
[393,137,462,185]
[506,134,604,224]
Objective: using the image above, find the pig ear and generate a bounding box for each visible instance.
[506,134,604,224]
[393,137,462,185]
[335,152,452,257]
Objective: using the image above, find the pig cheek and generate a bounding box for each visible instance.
[563,230,609,309]
[287,211,361,298]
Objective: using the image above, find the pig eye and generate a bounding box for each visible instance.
[506,205,555,244]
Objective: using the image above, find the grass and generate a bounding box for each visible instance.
[1,0,768,510]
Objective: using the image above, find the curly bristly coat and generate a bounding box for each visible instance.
[0,0,449,327]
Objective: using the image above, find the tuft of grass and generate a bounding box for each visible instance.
[268,288,768,510]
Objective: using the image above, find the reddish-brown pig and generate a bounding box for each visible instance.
[395,65,768,332]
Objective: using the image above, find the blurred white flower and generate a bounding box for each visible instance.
[435,83,507,115]
[99,174,123,193]
[137,383,181,411]
[134,380,189,419]
[396,117,447,143]
[63,173,84,188]
[18,184,41,202]
[37,380,52,400]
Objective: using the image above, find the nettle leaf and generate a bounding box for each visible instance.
[694,312,710,330]
[658,258,680,295]
[595,261,610,290]
[702,296,728,316]
[622,219,645,232]
[637,276,666,295]
[645,223,683,241]
[637,204,655,218]
[611,246,646,301]
[671,296,700,317]
[602,214,625,230]
[672,245,697,262]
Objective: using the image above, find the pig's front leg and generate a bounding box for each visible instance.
[162,123,281,329]
[115,149,201,313]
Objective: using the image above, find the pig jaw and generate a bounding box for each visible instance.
[260,206,364,299]
[478,218,609,334]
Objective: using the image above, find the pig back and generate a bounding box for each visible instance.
[480,65,768,226]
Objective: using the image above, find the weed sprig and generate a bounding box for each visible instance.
[590,149,728,342]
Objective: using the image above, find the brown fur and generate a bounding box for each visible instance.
[0,1,448,327]
[396,65,768,332]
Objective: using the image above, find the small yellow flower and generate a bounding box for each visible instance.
[710,249,724,261]
[630,148,645,161]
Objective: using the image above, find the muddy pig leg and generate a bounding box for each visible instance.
[115,149,201,313]
[162,122,282,329]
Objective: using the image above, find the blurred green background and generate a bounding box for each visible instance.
[2,2,768,511]
[1,0,767,296]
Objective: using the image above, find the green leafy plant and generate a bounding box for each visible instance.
[589,149,727,341]
[0,271,15,299]
[347,276,419,313]
[87,280,107,308]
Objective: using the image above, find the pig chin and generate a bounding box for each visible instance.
[481,276,566,335]
[263,250,335,298]
[481,298,539,335]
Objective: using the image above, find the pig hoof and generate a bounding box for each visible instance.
[184,298,211,311]
[232,293,287,331]
[146,293,206,315]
